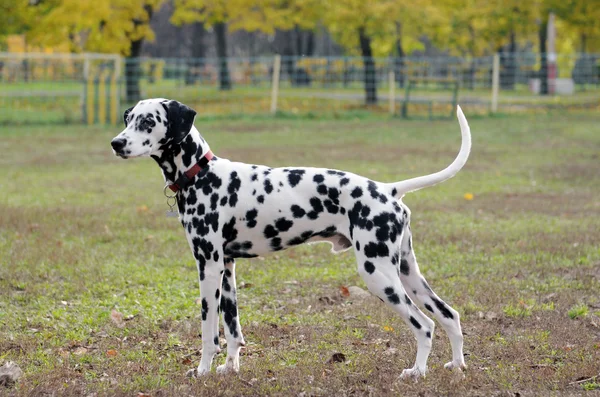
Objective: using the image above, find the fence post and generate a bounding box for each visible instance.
[270,55,281,115]
[491,53,500,113]
[388,70,395,116]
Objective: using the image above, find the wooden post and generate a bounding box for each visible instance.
[270,55,281,115]
[491,53,500,113]
[388,70,395,116]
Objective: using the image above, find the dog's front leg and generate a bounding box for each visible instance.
[194,256,225,376]
[216,258,245,374]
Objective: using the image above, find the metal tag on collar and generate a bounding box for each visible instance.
[163,185,179,219]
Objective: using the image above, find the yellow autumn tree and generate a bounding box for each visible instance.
[322,0,439,103]
[29,0,164,101]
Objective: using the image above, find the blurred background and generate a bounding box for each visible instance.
[0,0,599,124]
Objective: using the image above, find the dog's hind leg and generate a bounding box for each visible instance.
[216,258,245,374]
[354,236,434,380]
[398,225,466,371]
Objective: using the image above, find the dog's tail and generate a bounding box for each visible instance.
[387,105,471,198]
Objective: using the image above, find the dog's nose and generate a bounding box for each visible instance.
[111,138,127,152]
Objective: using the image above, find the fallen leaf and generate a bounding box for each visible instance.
[106,349,118,357]
[238,282,253,289]
[182,358,192,366]
[463,193,474,201]
[137,205,149,213]
[339,286,350,297]
[383,325,394,332]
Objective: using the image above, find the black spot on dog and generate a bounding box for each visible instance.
[317,184,328,195]
[400,259,410,275]
[291,205,306,218]
[275,218,293,232]
[384,287,400,304]
[257,195,265,204]
[409,316,421,329]
[186,189,197,205]
[323,199,339,214]
[201,298,208,321]
[287,230,314,246]
[215,289,221,299]
[351,187,363,198]
[364,242,389,258]
[210,193,219,211]
[340,177,350,186]
[246,209,258,228]
[264,224,279,238]
[222,217,238,242]
[251,173,258,181]
[287,170,305,187]
[264,180,274,194]
[356,241,360,251]
[364,261,375,274]
[313,174,325,183]
[432,297,454,319]
[220,297,239,338]
[310,197,323,212]
[404,294,412,305]
[424,303,434,313]
[270,237,283,251]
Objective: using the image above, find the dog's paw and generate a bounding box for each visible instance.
[216,364,239,375]
[186,367,212,378]
[444,360,467,371]
[399,367,425,382]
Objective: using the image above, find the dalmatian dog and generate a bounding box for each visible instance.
[110,98,471,380]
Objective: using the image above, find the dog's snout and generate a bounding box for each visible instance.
[111,138,127,152]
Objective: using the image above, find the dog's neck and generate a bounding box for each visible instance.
[151,125,211,185]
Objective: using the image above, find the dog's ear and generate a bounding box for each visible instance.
[166,100,197,144]
[123,106,134,127]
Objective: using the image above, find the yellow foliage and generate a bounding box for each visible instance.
[28,0,164,55]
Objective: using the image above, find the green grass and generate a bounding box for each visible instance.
[1,113,599,396]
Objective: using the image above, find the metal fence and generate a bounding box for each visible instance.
[0,52,598,125]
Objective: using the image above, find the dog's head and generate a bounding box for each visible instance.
[110,98,196,159]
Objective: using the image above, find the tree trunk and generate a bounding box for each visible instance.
[185,22,206,85]
[294,25,303,55]
[359,28,377,104]
[214,22,231,90]
[126,5,154,102]
[500,30,517,90]
[279,30,296,85]
[538,18,548,95]
[305,31,315,56]
[394,22,405,88]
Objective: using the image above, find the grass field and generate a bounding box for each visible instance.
[1,112,599,396]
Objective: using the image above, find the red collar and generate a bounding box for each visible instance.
[168,150,214,193]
